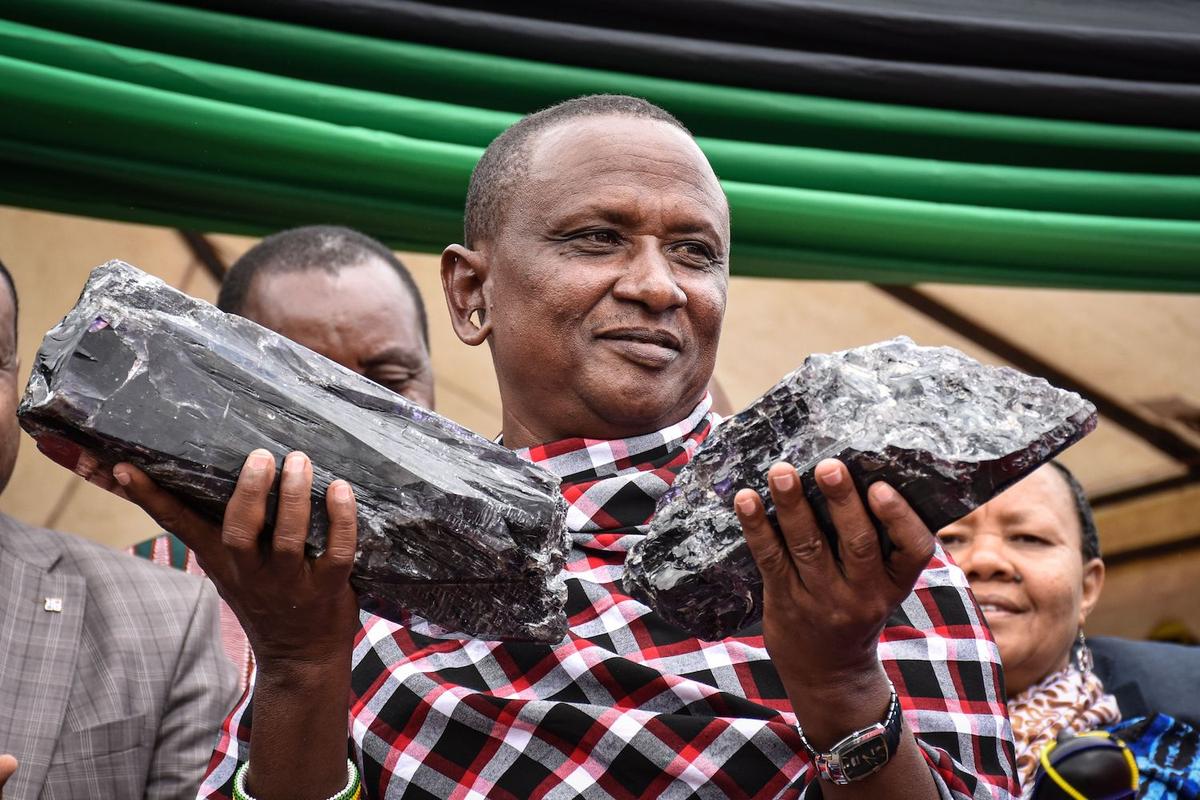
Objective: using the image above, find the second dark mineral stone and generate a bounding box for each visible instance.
[18,261,570,642]
[623,336,1097,641]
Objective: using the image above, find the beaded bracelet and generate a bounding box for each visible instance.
[233,759,361,800]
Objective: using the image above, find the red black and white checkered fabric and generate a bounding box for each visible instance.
[200,396,1018,799]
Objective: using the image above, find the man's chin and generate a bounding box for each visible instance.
[587,386,706,433]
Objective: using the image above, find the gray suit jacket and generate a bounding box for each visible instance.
[0,513,239,799]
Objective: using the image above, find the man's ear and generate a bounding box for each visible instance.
[1079,557,1106,625]
[440,244,493,347]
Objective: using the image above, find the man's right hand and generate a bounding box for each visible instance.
[112,449,360,670]
[0,753,18,798]
[114,450,361,799]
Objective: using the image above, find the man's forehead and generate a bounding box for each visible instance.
[531,117,711,176]
[248,261,419,327]
[520,117,728,228]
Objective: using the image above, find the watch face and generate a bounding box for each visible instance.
[840,737,890,779]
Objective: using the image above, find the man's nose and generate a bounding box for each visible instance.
[612,241,688,313]
[957,535,1018,583]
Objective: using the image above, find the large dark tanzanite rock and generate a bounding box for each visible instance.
[18,261,569,642]
[623,336,1097,641]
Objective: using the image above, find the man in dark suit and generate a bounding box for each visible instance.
[0,258,239,798]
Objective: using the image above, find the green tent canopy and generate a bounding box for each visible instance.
[1,0,1198,290]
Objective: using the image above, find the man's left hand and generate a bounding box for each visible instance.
[729,460,936,686]
[735,458,934,684]
[734,459,939,796]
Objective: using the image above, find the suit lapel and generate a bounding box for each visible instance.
[0,517,85,799]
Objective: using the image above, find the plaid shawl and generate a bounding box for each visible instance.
[200,397,1018,799]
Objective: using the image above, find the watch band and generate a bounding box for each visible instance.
[796,679,903,784]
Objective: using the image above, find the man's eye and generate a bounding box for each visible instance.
[671,242,716,263]
[936,532,966,547]
[368,372,414,392]
[1012,534,1049,546]
[575,230,620,246]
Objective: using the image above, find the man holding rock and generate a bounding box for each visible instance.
[128,224,437,690]
[115,96,1019,799]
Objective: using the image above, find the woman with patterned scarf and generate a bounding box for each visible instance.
[938,462,1200,799]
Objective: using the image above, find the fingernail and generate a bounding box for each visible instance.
[284,452,306,473]
[735,494,755,515]
[332,482,352,502]
[248,450,272,471]
[113,468,130,487]
[770,470,795,493]
[871,482,896,505]
[817,460,843,487]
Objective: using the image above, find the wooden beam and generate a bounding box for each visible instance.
[1092,472,1200,508]
[1094,481,1200,560]
[1089,544,1200,639]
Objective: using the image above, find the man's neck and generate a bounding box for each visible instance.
[499,393,711,451]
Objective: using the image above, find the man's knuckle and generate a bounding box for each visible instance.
[788,537,824,565]
[278,492,311,517]
[754,548,790,575]
[844,531,879,560]
[222,523,257,548]
[328,547,355,565]
[274,536,306,555]
[323,539,356,567]
[328,508,356,532]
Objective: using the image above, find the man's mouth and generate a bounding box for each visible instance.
[596,328,682,368]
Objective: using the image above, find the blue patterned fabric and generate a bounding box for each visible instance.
[1109,714,1200,799]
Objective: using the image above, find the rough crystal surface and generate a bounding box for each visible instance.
[623,336,1097,641]
[18,261,570,642]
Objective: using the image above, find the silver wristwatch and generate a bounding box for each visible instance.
[795,679,903,784]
